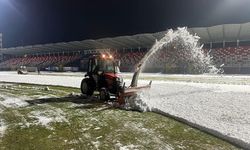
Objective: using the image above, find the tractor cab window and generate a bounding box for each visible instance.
[88,58,98,73]
[98,59,117,73]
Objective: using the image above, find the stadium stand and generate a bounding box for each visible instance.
[115,45,250,74]
[1,22,250,74]
[119,52,145,71]
[211,46,250,73]
[0,54,81,71]
[2,45,250,74]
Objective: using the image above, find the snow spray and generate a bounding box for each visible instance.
[124,27,223,111]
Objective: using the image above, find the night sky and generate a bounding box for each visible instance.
[1,0,250,47]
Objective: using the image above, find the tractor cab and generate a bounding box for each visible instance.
[87,54,120,76]
[81,54,123,101]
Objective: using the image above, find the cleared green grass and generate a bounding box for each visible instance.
[0,82,239,150]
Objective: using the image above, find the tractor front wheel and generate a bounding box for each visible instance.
[100,88,110,101]
[80,78,94,96]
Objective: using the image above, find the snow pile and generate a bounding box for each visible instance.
[123,90,152,112]
[29,108,68,128]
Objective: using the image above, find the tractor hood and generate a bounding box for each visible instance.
[103,73,121,79]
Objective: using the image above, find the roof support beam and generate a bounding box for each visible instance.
[237,24,242,41]
[206,28,212,43]
[222,25,225,41]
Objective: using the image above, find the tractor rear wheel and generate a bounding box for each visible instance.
[80,78,94,96]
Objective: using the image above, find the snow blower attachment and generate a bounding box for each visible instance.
[117,63,152,104]
[80,54,152,104]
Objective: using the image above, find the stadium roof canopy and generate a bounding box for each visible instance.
[1,22,250,55]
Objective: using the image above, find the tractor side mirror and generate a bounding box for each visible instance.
[115,60,121,67]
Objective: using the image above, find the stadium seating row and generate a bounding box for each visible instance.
[0,55,81,69]
[118,46,250,72]
[211,46,250,67]
[1,46,250,72]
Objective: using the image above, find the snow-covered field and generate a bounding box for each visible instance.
[0,71,250,149]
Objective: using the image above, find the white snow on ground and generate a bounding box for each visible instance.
[115,142,141,150]
[0,119,7,137]
[122,119,176,149]
[1,71,250,147]
[0,71,82,88]
[0,92,29,136]
[32,115,53,126]
[29,107,69,128]
[0,94,29,108]
[91,141,101,150]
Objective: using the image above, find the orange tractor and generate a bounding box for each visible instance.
[80,54,151,104]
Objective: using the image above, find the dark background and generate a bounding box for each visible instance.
[1,0,250,47]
